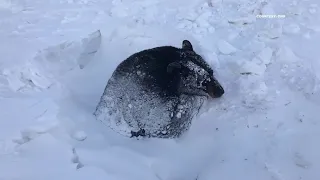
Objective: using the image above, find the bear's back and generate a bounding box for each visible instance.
[112,46,183,97]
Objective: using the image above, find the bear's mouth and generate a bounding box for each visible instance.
[178,86,208,97]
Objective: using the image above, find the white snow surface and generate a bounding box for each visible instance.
[1,0,320,179]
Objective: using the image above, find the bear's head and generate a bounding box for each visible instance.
[167,40,225,98]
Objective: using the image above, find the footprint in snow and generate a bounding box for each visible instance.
[71,148,84,169]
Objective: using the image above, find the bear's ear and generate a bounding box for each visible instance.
[182,40,193,51]
[167,61,181,73]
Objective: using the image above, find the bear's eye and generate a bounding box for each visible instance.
[201,80,208,87]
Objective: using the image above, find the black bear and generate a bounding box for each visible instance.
[94,40,224,138]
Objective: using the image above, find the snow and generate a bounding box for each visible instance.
[72,131,87,141]
[1,0,320,180]
[217,40,238,55]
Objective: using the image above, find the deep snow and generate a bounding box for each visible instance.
[1,0,320,179]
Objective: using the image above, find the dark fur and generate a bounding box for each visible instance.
[94,40,224,138]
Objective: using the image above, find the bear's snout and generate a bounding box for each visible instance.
[206,79,224,98]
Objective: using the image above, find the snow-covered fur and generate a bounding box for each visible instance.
[94,40,224,138]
